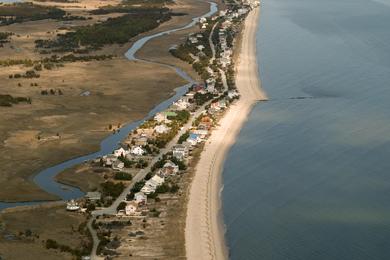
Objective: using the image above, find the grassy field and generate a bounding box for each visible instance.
[0,0,215,203]
[0,58,186,202]
[0,204,90,259]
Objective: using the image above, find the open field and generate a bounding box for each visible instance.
[0,58,186,202]
[0,203,90,260]
[0,0,212,202]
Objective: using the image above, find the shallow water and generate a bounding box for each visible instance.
[222,0,390,259]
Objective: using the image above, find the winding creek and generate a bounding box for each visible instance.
[0,1,218,210]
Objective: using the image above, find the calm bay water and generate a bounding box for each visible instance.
[222,0,390,259]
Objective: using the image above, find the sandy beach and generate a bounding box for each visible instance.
[185,7,266,260]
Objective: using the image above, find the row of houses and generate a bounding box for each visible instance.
[100,145,146,171]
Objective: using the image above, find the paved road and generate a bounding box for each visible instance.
[209,21,219,64]
[88,102,209,259]
[208,20,229,93]
[91,107,207,217]
[219,68,229,92]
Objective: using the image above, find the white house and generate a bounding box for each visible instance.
[172,144,188,160]
[173,99,190,110]
[134,192,147,205]
[131,146,145,156]
[228,90,239,99]
[191,129,208,139]
[113,147,129,157]
[189,37,198,44]
[145,175,165,190]
[141,185,155,195]
[154,124,169,134]
[187,133,202,146]
[154,112,167,123]
[125,202,138,215]
[66,200,80,211]
[160,161,179,177]
[196,45,205,51]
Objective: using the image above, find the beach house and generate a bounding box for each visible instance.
[191,129,208,139]
[173,144,189,160]
[154,124,170,134]
[199,17,207,24]
[143,175,165,192]
[196,45,205,51]
[131,146,145,156]
[66,200,80,211]
[125,202,138,216]
[134,192,147,205]
[228,90,239,99]
[113,147,129,157]
[154,112,169,123]
[141,185,154,195]
[160,160,180,176]
[173,99,190,110]
[187,133,202,146]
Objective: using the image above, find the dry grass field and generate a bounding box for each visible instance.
[0,0,211,202]
[0,203,90,259]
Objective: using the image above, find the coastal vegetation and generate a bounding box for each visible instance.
[91,0,173,14]
[0,32,12,45]
[0,94,31,107]
[169,25,215,80]
[101,181,125,200]
[35,12,172,53]
[114,172,132,181]
[0,3,66,25]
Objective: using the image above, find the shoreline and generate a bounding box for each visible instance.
[185,7,266,260]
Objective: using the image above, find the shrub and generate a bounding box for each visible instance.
[114,172,132,181]
[116,201,127,211]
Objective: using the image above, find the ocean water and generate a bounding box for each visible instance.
[222,0,390,259]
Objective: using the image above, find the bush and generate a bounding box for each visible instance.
[178,131,189,144]
[101,181,125,199]
[114,172,132,181]
[116,201,127,211]
[46,239,59,249]
[131,181,145,193]
[35,11,172,53]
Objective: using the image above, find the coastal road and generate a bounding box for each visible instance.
[88,102,210,259]
[209,21,219,64]
[207,20,229,92]
[91,105,207,217]
[219,68,228,92]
